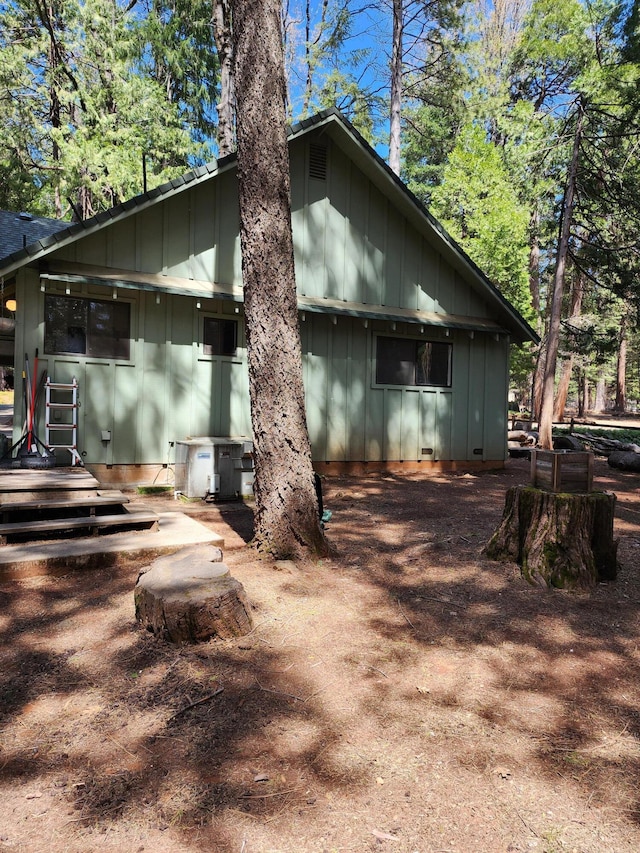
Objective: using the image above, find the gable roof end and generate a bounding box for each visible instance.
[0,110,538,345]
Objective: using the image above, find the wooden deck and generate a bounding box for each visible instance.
[0,468,101,491]
[0,468,159,544]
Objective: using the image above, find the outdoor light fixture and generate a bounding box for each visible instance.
[5,299,16,312]
[156,294,161,304]
[196,301,201,309]
[112,288,117,299]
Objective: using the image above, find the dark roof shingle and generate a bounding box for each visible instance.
[0,210,69,268]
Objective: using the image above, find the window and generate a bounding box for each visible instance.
[203,317,238,356]
[44,295,130,360]
[376,336,452,387]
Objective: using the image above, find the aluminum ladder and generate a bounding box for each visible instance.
[45,377,83,466]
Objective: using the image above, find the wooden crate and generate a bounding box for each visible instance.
[530,449,594,493]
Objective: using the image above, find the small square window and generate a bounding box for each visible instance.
[203,317,238,356]
[376,336,452,387]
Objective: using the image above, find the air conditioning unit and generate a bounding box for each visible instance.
[174,437,254,500]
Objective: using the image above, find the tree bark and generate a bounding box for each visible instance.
[595,376,606,412]
[484,485,618,589]
[538,103,584,449]
[577,368,588,417]
[528,207,541,315]
[389,0,403,176]
[553,271,583,421]
[614,312,627,413]
[213,0,235,157]
[231,0,329,558]
[529,335,545,424]
[134,546,253,643]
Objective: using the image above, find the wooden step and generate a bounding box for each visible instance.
[0,490,129,514]
[0,470,100,492]
[0,511,159,544]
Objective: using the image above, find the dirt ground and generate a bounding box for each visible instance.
[2,457,640,853]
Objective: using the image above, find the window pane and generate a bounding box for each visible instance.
[416,341,452,386]
[376,337,416,385]
[376,336,452,387]
[44,296,87,354]
[44,295,130,360]
[87,301,130,359]
[203,318,237,356]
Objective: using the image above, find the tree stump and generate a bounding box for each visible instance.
[135,545,253,642]
[483,486,618,590]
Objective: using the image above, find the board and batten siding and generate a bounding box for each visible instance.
[289,134,491,318]
[15,271,251,468]
[301,313,508,464]
[11,128,510,473]
[16,268,507,469]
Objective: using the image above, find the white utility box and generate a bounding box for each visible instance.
[175,437,254,500]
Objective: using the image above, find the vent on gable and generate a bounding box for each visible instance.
[309,144,328,181]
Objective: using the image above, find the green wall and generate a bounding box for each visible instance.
[11,127,511,468]
[16,269,507,466]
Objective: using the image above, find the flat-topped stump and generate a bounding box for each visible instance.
[135,545,253,642]
[483,485,618,590]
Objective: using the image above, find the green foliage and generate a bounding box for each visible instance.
[556,425,640,444]
[430,123,535,323]
[510,0,593,108]
[316,69,378,143]
[135,0,219,145]
[0,0,214,217]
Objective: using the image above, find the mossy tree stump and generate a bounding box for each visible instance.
[484,486,618,590]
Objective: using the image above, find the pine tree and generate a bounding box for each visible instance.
[231,0,330,558]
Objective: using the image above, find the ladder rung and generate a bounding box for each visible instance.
[46,377,80,465]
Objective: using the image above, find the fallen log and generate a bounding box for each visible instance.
[608,450,640,472]
[508,430,536,446]
[483,485,618,590]
[572,432,640,456]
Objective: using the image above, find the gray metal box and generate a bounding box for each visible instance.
[175,437,254,499]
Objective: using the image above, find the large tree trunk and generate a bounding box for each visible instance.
[213,0,235,157]
[484,485,618,589]
[553,271,584,421]
[529,335,545,424]
[528,209,541,314]
[594,376,607,412]
[538,104,584,448]
[232,0,329,558]
[389,0,403,176]
[614,313,627,413]
[577,368,588,416]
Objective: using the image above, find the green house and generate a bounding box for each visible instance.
[0,110,537,486]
